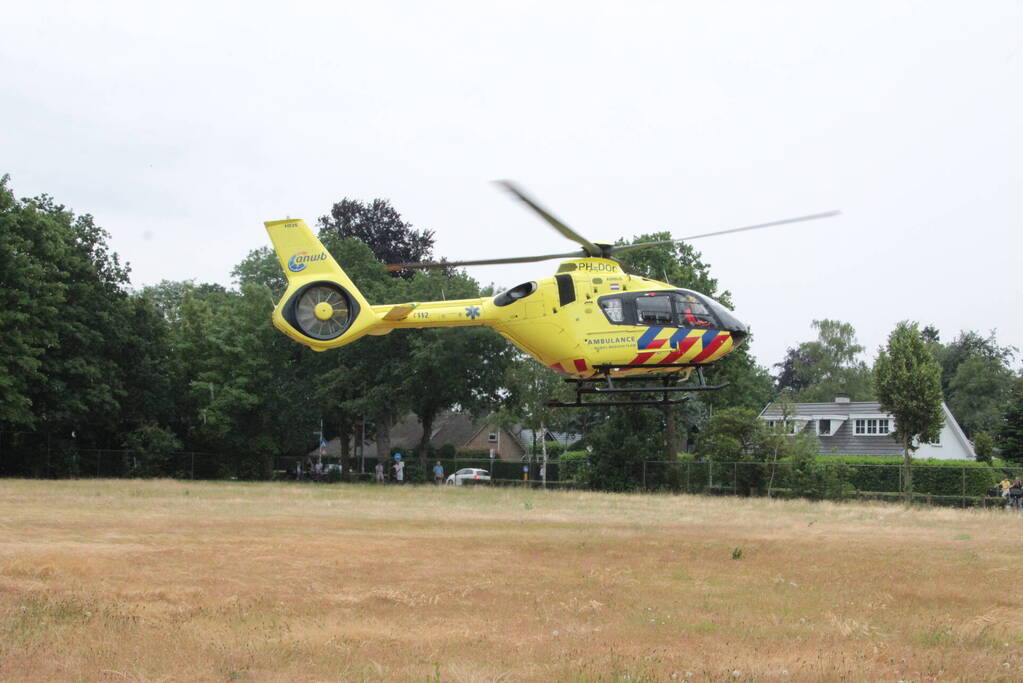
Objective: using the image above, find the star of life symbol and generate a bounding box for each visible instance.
[465,305,481,320]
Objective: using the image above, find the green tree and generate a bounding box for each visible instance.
[580,407,664,491]
[123,424,183,476]
[27,198,133,444]
[926,330,1017,438]
[931,330,1015,394]
[0,175,67,427]
[405,320,511,472]
[115,292,181,446]
[698,407,772,495]
[775,319,873,402]
[946,355,1015,437]
[0,178,151,467]
[999,377,1023,464]
[874,321,944,501]
[0,176,196,476]
[318,198,435,278]
[973,431,994,465]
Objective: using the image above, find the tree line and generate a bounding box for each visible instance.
[1,173,1020,482]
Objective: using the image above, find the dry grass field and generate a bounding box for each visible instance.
[2,480,1023,682]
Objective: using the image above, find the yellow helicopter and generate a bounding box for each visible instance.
[265,182,838,407]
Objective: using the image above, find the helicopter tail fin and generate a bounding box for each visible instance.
[264,219,378,351]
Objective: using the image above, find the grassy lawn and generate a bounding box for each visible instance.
[2,479,1022,681]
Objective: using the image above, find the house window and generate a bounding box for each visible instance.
[854,418,890,435]
[487,432,498,442]
[818,419,831,436]
[767,420,796,434]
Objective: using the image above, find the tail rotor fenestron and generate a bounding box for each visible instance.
[293,284,351,340]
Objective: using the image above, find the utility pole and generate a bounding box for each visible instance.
[313,419,325,466]
[360,417,366,474]
[540,423,548,488]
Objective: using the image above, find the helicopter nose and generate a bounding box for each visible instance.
[728,321,749,347]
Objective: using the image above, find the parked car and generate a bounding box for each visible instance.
[446,468,491,485]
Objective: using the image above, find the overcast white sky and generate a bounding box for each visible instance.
[3,1,1021,371]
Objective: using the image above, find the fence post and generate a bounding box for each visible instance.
[733,462,738,495]
[686,461,691,494]
[642,460,647,489]
[191,452,195,480]
[961,466,966,508]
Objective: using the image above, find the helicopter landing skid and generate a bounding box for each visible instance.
[546,366,729,408]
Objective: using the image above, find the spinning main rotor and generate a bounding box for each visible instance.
[386,181,840,272]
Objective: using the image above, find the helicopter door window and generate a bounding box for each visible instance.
[599,297,625,323]
[674,294,715,328]
[635,294,674,325]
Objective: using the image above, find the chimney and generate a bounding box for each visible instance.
[835,395,851,404]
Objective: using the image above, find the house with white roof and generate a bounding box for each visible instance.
[757,396,975,460]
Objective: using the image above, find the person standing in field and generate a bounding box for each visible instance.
[433,461,444,485]
[1010,479,1023,512]
[393,458,404,484]
[1000,477,1012,507]
[374,461,384,483]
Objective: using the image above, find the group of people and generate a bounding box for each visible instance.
[373,458,406,483]
[295,459,342,480]
[999,477,1023,510]
[371,458,447,484]
[296,456,449,484]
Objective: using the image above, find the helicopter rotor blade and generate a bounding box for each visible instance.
[610,211,841,255]
[495,180,604,257]
[385,249,588,271]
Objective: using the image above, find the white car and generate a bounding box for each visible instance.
[445,468,491,485]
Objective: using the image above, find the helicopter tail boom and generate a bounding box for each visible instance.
[265,219,499,351]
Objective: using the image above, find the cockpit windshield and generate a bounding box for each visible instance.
[597,289,741,331]
[674,293,713,328]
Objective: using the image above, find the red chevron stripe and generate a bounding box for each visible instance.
[691,334,728,363]
[628,352,656,365]
[551,362,568,374]
[573,358,587,372]
[661,335,700,364]
[646,338,668,350]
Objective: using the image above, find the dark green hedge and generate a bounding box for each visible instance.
[814,455,1001,496]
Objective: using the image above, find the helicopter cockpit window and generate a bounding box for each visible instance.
[635,294,673,325]
[674,293,715,328]
[599,297,624,323]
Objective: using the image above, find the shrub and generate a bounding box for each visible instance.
[782,441,854,501]
[973,432,994,464]
[558,451,591,485]
[815,455,1000,497]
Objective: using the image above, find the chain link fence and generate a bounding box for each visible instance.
[3,439,1023,509]
[636,459,1023,508]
